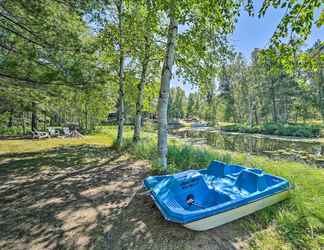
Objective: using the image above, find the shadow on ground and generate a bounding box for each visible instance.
[0,145,254,250]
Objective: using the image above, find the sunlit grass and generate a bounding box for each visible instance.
[0,134,113,154]
[0,125,136,155]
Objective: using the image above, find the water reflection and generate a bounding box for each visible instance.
[170,128,324,167]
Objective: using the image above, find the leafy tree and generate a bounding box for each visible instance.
[168,87,186,120]
[132,0,162,142]
[186,93,195,118]
[156,0,241,170]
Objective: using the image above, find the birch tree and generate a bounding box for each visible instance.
[157,1,177,170]
[133,0,161,143]
[115,0,126,147]
[157,0,240,171]
[94,0,135,147]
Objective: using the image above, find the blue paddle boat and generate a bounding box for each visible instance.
[144,160,291,231]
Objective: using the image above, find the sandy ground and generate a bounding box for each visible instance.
[0,145,252,250]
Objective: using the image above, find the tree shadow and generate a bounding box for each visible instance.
[0,145,116,175]
[101,192,255,250]
[0,145,134,249]
[0,144,294,249]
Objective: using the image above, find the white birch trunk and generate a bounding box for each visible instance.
[157,5,177,171]
[116,0,125,147]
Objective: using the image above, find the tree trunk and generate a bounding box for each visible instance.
[85,102,88,131]
[133,50,149,142]
[43,111,46,131]
[283,97,288,123]
[248,97,254,128]
[157,4,177,171]
[7,108,13,128]
[31,101,37,131]
[318,63,324,123]
[21,112,25,134]
[133,0,153,143]
[116,0,125,148]
[270,80,277,123]
[254,106,259,125]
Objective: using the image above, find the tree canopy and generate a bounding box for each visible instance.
[0,0,323,169]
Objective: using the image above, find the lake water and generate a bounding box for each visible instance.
[170,127,324,167]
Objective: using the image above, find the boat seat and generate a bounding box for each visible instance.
[173,171,210,193]
[234,169,267,194]
[166,170,232,210]
[207,161,244,178]
[207,160,226,177]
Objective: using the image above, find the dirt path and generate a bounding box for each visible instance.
[0,145,251,250]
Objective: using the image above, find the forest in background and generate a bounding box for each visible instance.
[0,0,323,169]
[169,42,323,126]
[167,41,324,137]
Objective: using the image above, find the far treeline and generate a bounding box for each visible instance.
[168,41,323,137]
[0,0,323,170]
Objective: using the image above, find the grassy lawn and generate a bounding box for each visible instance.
[0,126,323,249]
[0,134,114,154]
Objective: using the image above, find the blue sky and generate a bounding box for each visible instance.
[232,6,324,59]
[172,6,324,94]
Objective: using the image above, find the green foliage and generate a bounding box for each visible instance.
[221,123,321,138]
[130,139,158,160]
[168,87,186,120]
[0,126,30,136]
[127,136,232,173]
[258,0,323,47]
[1,0,322,139]
[0,0,118,134]
[167,144,227,170]
[186,41,324,128]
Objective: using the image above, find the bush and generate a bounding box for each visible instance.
[220,124,241,132]
[128,139,232,173]
[128,139,158,160]
[0,126,29,136]
[221,123,321,138]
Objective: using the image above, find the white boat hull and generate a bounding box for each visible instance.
[183,190,289,231]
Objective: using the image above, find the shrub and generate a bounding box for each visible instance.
[128,139,158,160]
[0,126,29,136]
[221,123,321,138]
[128,139,233,173]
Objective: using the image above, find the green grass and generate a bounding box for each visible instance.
[220,123,322,138]
[0,125,136,155]
[0,125,323,249]
[126,135,324,249]
[0,134,114,154]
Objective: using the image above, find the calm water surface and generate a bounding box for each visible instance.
[170,127,324,167]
